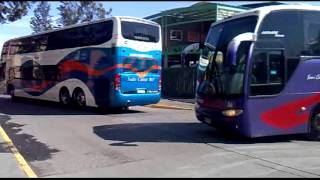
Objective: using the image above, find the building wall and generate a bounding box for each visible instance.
[156,4,247,68]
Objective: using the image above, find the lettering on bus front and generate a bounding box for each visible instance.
[127,77,155,82]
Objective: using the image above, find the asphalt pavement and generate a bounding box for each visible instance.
[0,130,26,177]
[0,95,319,177]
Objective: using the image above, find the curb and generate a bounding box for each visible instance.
[0,126,37,178]
[146,104,193,110]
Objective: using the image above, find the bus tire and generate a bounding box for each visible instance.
[308,111,320,141]
[73,88,86,107]
[7,85,16,101]
[59,88,71,106]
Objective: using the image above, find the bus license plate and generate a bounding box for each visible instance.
[137,89,146,94]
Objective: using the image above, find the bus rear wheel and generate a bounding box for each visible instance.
[59,88,71,105]
[308,112,320,141]
[73,89,86,107]
[7,85,16,101]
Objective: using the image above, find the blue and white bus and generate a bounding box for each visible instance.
[0,16,162,109]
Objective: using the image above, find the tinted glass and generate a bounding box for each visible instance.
[250,50,285,96]
[198,16,257,97]
[251,52,268,84]
[15,35,48,54]
[121,21,159,42]
[256,10,305,92]
[47,20,113,50]
[303,11,320,56]
[258,11,303,59]
[8,20,113,54]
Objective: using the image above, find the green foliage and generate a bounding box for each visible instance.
[30,1,53,34]
[57,1,80,27]
[57,1,112,27]
[0,1,33,24]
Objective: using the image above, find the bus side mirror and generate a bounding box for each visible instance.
[226,32,256,65]
[181,43,201,67]
[199,42,204,50]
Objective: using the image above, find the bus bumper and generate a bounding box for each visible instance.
[110,91,161,107]
[195,105,250,137]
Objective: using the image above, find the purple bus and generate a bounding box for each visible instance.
[195,5,320,140]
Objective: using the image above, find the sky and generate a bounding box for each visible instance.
[1,1,320,52]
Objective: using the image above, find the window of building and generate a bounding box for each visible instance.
[170,30,183,41]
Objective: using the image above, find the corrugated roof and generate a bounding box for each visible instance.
[144,2,248,26]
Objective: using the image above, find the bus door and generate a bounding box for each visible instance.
[0,43,8,93]
[0,61,6,94]
[247,40,308,137]
[19,60,46,96]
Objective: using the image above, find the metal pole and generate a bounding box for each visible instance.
[164,15,168,68]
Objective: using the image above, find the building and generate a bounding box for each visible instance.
[144,2,248,68]
[241,1,286,9]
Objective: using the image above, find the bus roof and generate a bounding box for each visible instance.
[4,16,159,44]
[210,4,320,27]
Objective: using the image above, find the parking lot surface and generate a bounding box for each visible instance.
[0,95,319,177]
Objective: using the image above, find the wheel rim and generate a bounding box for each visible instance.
[9,89,14,97]
[312,114,320,132]
[60,91,69,105]
[76,91,86,106]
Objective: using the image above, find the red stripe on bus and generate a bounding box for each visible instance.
[260,94,320,129]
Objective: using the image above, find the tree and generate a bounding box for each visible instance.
[57,1,112,27]
[95,2,112,20]
[30,1,53,34]
[0,1,33,24]
[56,1,80,27]
[78,1,112,23]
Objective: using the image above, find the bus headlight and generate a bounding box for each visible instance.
[222,109,243,117]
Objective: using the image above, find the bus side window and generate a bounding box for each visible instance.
[251,52,268,84]
[250,51,285,96]
[302,11,320,56]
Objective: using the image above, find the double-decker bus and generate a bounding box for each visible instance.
[0,16,162,109]
[195,5,320,140]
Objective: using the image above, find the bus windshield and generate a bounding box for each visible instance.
[121,21,159,42]
[199,16,258,98]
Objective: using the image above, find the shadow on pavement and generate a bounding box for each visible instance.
[0,142,11,153]
[0,114,59,162]
[0,96,144,116]
[93,122,307,146]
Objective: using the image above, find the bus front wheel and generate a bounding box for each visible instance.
[308,112,320,141]
[73,89,86,107]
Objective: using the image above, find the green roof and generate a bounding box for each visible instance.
[145,2,248,27]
